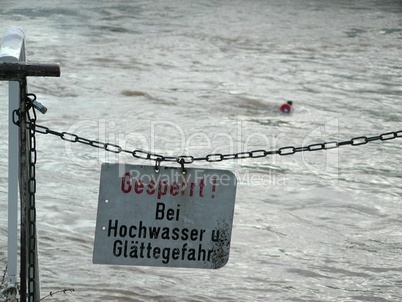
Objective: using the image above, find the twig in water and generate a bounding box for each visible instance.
[37,288,75,302]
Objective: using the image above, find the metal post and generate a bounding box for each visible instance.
[7,81,19,287]
[0,27,25,297]
[19,80,29,301]
[1,27,60,302]
[19,79,28,302]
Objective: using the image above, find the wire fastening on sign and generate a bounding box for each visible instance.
[154,158,162,173]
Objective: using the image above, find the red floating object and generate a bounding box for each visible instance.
[280,101,293,113]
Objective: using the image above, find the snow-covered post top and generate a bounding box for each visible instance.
[0,27,26,62]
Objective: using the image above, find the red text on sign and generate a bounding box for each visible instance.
[120,172,211,199]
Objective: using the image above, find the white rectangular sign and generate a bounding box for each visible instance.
[93,163,237,269]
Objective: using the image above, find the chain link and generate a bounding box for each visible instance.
[14,100,402,168]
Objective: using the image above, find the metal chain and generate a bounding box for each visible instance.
[26,94,38,302]
[13,94,402,168]
[18,119,401,166]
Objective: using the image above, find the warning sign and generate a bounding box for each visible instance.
[93,163,237,269]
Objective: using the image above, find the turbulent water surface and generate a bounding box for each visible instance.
[0,0,401,301]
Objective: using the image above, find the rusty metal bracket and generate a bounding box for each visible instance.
[0,61,60,81]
